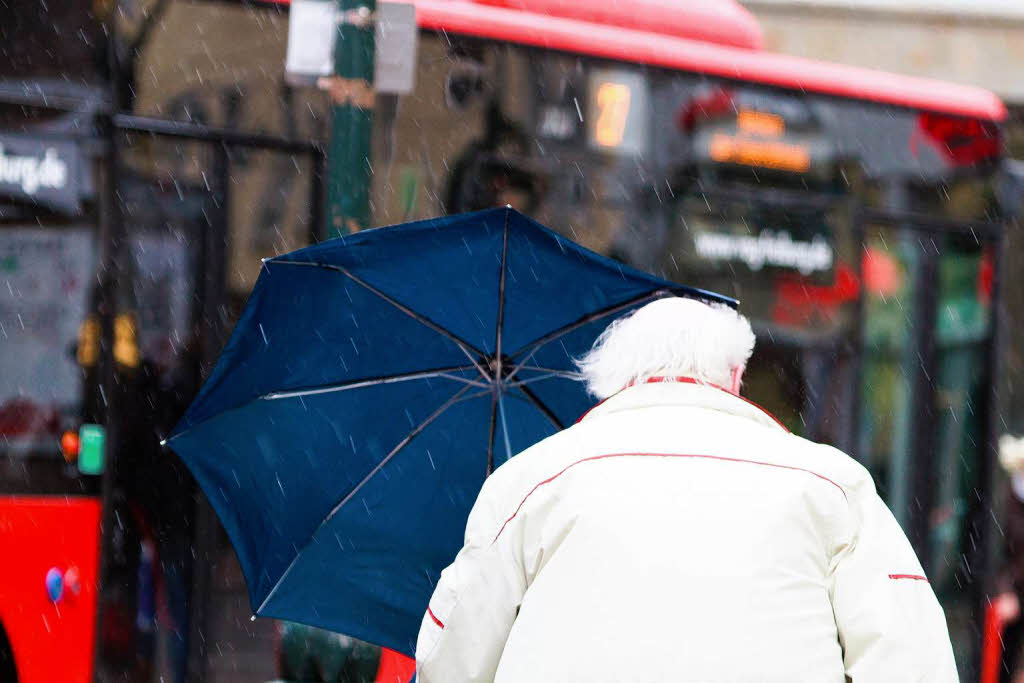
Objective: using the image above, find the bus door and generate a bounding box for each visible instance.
[858,209,999,664]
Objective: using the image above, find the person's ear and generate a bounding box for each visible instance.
[728,365,745,395]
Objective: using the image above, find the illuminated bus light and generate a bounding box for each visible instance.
[593,82,632,148]
[708,133,811,172]
[737,109,785,138]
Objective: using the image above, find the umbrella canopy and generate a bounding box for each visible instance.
[165,207,734,656]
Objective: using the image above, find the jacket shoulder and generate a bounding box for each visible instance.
[491,428,580,480]
[477,428,582,508]
[784,435,876,498]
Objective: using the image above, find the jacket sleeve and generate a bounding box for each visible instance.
[415,473,526,683]
[829,482,958,682]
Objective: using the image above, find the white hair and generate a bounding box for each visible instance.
[576,297,756,399]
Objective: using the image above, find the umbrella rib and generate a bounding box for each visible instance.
[486,388,498,476]
[436,373,493,389]
[255,383,477,615]
[496,389,514,462]
[506,288,675,376]
[494,208,510,363]
[515,384,565,430]
[270,260,489,378]
[166,367,473,447]
[504,366,581,390]
[261,365,485,400]
[507,372,579,389]
[511,366,582,381]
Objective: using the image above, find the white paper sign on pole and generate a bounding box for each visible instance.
[286,0,418,93]
[285,0,338,86]
[375,2,418,95]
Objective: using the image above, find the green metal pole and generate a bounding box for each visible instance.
[278,3,381,663]
[323,0,377,237]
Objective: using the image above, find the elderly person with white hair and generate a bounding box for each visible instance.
[416,297,957,682]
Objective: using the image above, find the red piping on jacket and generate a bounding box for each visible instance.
[427,606,445,629]
[576,376,790,433]
[492,451,848,543]
[888,573,929,582]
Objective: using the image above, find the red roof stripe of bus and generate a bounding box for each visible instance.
[413,0,1005,122]
[266,0,763,49]
[472,0,763,50]
[267,0,1005,121]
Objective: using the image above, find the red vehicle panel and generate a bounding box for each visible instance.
[0,496,102,682]
[375,647,416,683]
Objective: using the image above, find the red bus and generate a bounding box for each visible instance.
[0,0,1013,680]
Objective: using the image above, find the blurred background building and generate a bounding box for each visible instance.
[744,0,1024,106]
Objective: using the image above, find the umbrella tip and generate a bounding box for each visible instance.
[159,439,167,447]
[250,615,256,622]
[505,203,512,209]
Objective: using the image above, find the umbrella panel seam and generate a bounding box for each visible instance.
[254,383,486,615]
[261,365,488,401]
[269,259,491,379]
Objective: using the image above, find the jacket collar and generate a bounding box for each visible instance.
[577,377,789,433]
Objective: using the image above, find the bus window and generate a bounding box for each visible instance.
[857,220,992,668]
[0,225,97,460]
[657,193,858,444]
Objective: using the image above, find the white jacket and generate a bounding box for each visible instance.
[416,380,957,682]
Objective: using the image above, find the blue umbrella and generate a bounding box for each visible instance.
[165,207,733,656]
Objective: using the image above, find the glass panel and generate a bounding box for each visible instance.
[122,135,317,299]
[858,225,916,512]
[92,168,209,681]
[932,236,991,674]
[660,191,858,444]
[99,134,321,678]
[858,221,993,675]
[909,175,1000,222]
[0,222,98,455]
[119,172,205,378]
[663,193,852,325]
